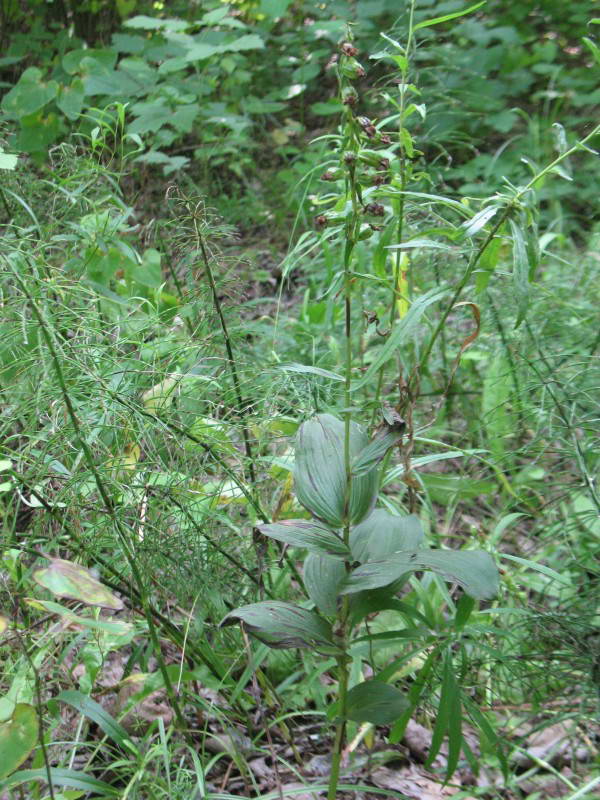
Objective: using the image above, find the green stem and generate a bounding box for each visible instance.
[372,0,415,418]
[328,67,361,800]
[194,218,257,487]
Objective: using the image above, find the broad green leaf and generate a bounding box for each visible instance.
[351,424,404,478]
[462,205,500,238]
[200,6,245,26]
[1,68,58,116]
[454,594,475,629]
[349,588,429,628]
[372,220,396,277]
[0,460,12,471]
[79,59,138,97]
[56,79,85,121]
[130,248,162,287]
[342,550,499,600]
[184,43,221,61]
[33,557,123,610]
[57,691,136,751]
[509,219,529,327]
[124,15,189,31]
[129,102,172,135]
[259,0,294,19]
[16,111,60,154]
[0,703,38,779]
[345,681,409,725]
[221,601,339,653]
[62,49,117,74]
[303,553,345,616]
[258,520,349,557]
[224,34,264,52]
[355,287,447,389]
[475,233,503,293]
[350,511,424,563]
[311,100,344,115]
[482,353,512,462]
[294,414,378,528]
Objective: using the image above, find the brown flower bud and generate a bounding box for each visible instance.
[341,42,359,58]
[364,202,385,217]
[342,87,358,106]
[314,214,328,230]
[340,58,366,80]
[380,134,392,145]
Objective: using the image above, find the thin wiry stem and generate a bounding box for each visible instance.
[191,206,257,487]
[9,261,192,742]
[417,121,600,382]
[328,49,363,800]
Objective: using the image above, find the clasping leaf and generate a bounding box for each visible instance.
[221,601,341,654]
[294,414,378,527]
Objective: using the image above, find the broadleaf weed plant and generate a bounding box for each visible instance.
[224,13,600,797]
[223,25,502,800]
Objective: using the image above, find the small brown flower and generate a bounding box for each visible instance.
[364,202,385,217]
[341,42,359,58]
[342,87,358,106]
[314,214,328,229]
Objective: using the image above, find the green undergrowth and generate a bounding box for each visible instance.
[1,3,599,799]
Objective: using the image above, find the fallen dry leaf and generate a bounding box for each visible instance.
[371,765,466,799]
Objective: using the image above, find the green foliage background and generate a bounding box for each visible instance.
[0,1,599,798]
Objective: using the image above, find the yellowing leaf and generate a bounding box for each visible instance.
[142,376,180,414]
[394,252,409,319]
[271,128,289,146]
[33,557,124,610]
[0,703,38,779]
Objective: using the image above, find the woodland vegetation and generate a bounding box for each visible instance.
[0,1,599,798]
